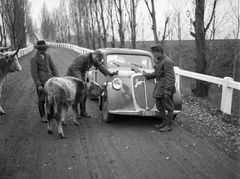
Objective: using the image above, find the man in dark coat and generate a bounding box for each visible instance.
[66,49,118,118]
[143,44,176,132]
[30,40,59,123]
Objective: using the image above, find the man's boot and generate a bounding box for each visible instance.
[38,104,47,123]
[154,111,167,129]
[80,102,91,118]
[168,112,174,127]
[159,112,174,132]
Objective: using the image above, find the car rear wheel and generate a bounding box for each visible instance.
[102,98,115,123]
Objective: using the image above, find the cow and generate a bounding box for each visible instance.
[0,45,22,115]
[44,76,104,139]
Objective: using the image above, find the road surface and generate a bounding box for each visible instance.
[0,47,239,179]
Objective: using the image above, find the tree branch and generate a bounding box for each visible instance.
[190,31,196,38]
[205,0,218,32]
[144,0,152,17]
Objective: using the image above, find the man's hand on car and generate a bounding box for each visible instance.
[109,71,118,76]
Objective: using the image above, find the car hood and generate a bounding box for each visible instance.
[109,67,154,77]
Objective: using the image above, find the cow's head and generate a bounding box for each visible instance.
[85,81,104,99]
[0,45,22,72]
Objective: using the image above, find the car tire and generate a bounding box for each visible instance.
[102,98,114,123]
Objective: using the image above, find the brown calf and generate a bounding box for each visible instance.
[44,76,104,138]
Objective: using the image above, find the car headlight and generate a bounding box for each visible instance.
[112,78,122,90]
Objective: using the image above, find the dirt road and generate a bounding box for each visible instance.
[0,47,239,179]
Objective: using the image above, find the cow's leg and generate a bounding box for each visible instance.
[0,82,5,115]
[72,102,80,125]
[0,105,5,115]
[45,99,53,134]
[61,107,68,125]
[56,106,66,139]
[61,106,67,125]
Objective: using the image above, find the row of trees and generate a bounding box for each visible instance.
[0,0,34,48]
[0,0,239,100]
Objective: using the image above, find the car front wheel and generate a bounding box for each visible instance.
[102,98,115,123]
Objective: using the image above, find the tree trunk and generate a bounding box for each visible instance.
[99,0,107,48]
[130,0,137,49]
[191,0,209,97]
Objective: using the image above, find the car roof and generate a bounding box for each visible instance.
[97,48,153,56]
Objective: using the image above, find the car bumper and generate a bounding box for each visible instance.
[108,110,181,116]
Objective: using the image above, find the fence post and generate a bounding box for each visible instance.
[221,77,233,114]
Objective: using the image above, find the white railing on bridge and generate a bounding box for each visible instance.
[19,42,240,115]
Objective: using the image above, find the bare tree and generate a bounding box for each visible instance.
[144,0,159,43]
[1,0,29,47]
[89,0,96,49]
[93,0,102,48]
[0,0,7,46]
[25,1,34,41]
[229,0,240,81]
[83,0,91,48]
[189,0,218,97]
[114,0,126,47]
[107,0,116,47]
[126,0,139,49]
[161,16,170,45]
[69,0,83,46]
[99,0,108,48]
[40,2,51,40]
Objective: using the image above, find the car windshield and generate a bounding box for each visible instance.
[106,54,153,69]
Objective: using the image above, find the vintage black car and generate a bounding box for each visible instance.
[86,48,182,122]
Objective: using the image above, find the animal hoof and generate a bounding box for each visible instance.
[74,121,80,125]
[0,111,5,115]
[48,130,53,134]
[59,134,66,139]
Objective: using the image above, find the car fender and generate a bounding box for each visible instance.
[173,89,182,111]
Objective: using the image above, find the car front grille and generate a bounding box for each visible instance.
[132,75,155,110]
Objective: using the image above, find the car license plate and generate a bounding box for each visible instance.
[139,110,155,116]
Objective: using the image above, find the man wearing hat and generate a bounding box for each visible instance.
[30,40,59,123]
[142,44,176,132]
[66,49,118,118]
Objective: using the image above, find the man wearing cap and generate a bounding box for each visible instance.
[30,40,59,123]
[142,44,176,132]
[66,49,118,118]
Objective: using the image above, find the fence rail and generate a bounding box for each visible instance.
[174,67,240,114]
[18,44,34,57]
[19,42,240,115]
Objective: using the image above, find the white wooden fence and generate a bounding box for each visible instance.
[19,42,240,114]
[46,42,92,54]
[18,44,34,57]
[174,67,240,114]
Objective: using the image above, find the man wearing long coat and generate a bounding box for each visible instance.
[143,44,176,132]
